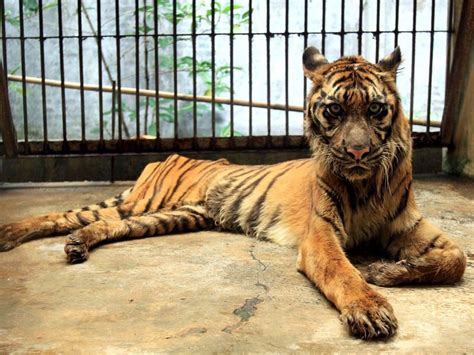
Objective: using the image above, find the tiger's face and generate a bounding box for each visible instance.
[303,47,409,181]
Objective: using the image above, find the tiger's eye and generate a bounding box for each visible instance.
[327,103,343,117]
[368,102,383,115]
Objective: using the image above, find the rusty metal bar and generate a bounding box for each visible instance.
[19,0,29,153]
[135,0,140,143]
[58,0,68,151]
[426,0,436,133]
[173,0,178,142]
[115,0,123,143]
[77,0,86,151]
[230,0,235,140]
[2,29,451,41]
[211,0,216,144]
[266,0,271,144]
[284,0,289,140]
[248,0,253,142]
[192,0,197,145]
[38,0,48,153]
[153,0,160,148]
[0,61,18,158]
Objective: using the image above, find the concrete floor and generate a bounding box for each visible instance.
[0,175,472,353]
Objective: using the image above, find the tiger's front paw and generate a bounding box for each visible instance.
[340,293,398,340]
[64,233,89,264]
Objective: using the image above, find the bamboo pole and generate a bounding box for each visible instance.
[7,74,441,128]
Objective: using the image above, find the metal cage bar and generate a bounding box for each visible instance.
[0,0,458,157]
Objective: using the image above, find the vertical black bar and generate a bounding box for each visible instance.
[303,0,308,113]
[266,0,271,142]
[77,0,86,150]
[173,0,178,142]
[39,0,48,152]
[375,0,380,61]
[211,0,216,142]
[409,0,417,128]
[115,0,123,142]
[426,0,435,132]
[1,0,8,88]
[394,0,400,47]
[340,0,345,56]
[19,0,29,152]
[112,80,116,139]
[135,0,140,142]
[284,0,289,139]
[230,0,234,140]
[248,0,253,142]
[153,0,160,147]
[192,0,197,144]
[58,0,67,151]
[143,0,149,135]
[444,0,453,106]
[97,0,104,145]
[357,0,363,55]
[321,0,326,54]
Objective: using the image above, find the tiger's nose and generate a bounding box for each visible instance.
[346,145,370,162]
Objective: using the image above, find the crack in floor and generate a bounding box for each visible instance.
[250,244,267,271]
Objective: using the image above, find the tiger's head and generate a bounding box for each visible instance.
[303,47,411,182]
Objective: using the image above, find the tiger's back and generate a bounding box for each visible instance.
[125,154,316,247]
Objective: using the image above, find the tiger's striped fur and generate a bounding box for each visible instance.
[0,47,466,340]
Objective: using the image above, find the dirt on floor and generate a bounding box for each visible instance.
[0,175,472,353]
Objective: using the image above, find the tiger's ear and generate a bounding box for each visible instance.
[377,46,402,74]
[303,47,329,79]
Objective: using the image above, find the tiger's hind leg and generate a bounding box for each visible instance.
[64,205,212,263]
[364,218,466,286]
[0,187,134,252]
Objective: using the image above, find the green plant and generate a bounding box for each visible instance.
[136,0,251,137]
[1,0,58,26]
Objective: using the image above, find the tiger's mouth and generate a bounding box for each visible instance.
[344,164,372,178]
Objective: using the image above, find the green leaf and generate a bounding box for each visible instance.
[90,127,101,135]
[148,124,157,136]
[24,0,39,12]
[242,9,252,19]
[9,64,21,75]
[219,123,243,137]
[138,24,154,34]
[159,37,173,48]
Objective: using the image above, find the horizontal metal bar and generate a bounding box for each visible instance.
[2,136,306,155]
[1,29,450,41]
[7,74,442,128]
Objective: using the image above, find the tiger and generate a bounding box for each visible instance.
[0,47,466,340]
